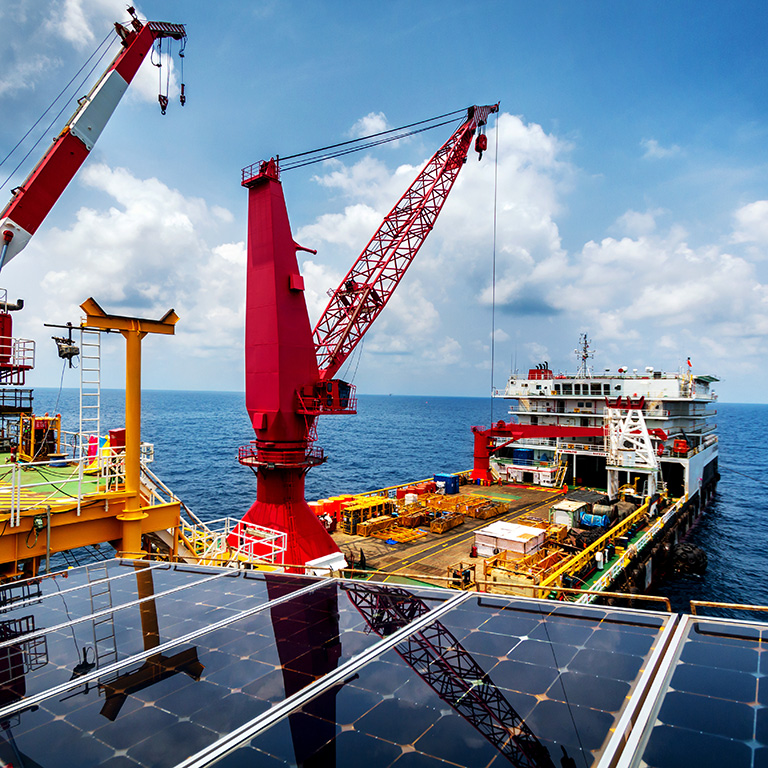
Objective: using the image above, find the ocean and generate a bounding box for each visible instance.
[32,389,768,613]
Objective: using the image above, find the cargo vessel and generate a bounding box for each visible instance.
[317,335,718,603]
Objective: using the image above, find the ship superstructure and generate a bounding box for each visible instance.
[490,335,719,509]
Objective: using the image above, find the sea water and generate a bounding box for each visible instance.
[32,389,768,612]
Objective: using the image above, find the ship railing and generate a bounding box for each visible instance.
[556,441,606,454]
[537,495,687,600]
[2,448,130,526]
[493,456,557,468]
[178,516,287,567]
[0,334,36,370]
[340,470,474,501]
[656,435,718,460]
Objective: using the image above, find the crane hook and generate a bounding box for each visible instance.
[474,133,488,160]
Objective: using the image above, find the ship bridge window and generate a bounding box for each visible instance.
[574,384,581,394]
[562,384,572,394]
[615,385,621,391]
[554,384,561,393]
[591,383,602,395]
[604,384,610,394]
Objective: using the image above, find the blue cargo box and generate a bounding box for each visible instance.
[434,473,459,494]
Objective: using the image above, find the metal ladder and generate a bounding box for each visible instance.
[86,563,118,673]
[78,327,102,508]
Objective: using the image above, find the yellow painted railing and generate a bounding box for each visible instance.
[539,498,653,589]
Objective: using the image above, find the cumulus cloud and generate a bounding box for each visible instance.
[0,54,61,97]
[10,163,245,387]
[732,200,768,246]
[613,208,666,237]
[348,111,390,138]
[641,138,681,159]
[293,111,574,385]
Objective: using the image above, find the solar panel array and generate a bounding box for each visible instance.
[0,559,758,767]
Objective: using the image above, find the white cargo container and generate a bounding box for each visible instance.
[474,521,547,559]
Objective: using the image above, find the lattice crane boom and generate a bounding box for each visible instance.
[344,583,555,768]
[313,103,498,380]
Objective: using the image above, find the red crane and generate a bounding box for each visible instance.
[237,104,499,569]
[0,7,186,272]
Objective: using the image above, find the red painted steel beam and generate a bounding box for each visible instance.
[237,163,341,567]
[471,421,604,480]
[313,104,498,380]
[0,14,185,267]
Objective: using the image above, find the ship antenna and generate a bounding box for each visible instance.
[575,333,594,378]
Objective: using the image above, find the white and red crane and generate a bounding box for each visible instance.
[0,7,187,272]
[237,104,499,570]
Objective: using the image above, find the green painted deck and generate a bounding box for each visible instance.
[0,455,103,514]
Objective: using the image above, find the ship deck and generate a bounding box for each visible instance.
[332,484,562,583]
[0,558,763,767]
[0,454,103,515]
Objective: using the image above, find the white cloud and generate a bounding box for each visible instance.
[614,208,665,237]
[10,163,245,386]
[348,111,390,138]
[0,54,61,97]
[641,138,681,159]
[129,49,182,107]
[732,200,768,246]
[44,0,127,49]
[525,342,549,365]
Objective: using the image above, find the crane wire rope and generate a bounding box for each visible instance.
[490,114,500,428]
[0,29,119,195]
[278,109,468,172]
[486,116,588,762]
[0,28,115,179]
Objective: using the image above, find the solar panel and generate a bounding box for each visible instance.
[5,559,753,768]
[622,615,768,767]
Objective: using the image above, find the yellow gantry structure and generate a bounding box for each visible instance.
[0,299,182,578]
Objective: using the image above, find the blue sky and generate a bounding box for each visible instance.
[2,1,768,402]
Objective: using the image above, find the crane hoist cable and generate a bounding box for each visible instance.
[277,108,470,172]
[489,111,500,427]
[0,31,119,194]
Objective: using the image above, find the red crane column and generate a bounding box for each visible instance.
[238,161,342,568]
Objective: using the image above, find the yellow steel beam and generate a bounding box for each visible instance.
[539,498,653,588]
[0,501,180,564]
[80,297,179,335]
[78,297,180,556]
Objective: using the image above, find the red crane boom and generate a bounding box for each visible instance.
[237,105,498,569]
[314,104,498,380]
[0,7,186,271]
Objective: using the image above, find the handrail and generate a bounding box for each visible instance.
[113,552,672,609]
[538,498,652,588]
[141,463,204,526]
[690,600,768,616]
[350,469,473,499]
[522,582,669,611]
